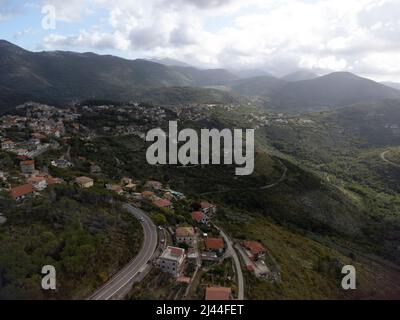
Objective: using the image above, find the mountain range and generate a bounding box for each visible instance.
[1,40,400,112]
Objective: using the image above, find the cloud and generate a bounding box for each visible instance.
[41,0,95,22]
[37,0,400,80]
[0,0,21,21]
[171,0,235,9]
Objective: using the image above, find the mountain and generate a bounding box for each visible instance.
[0,40,238,110]
[169,66,239,86]
[276,72,400,111]
[382,81,400,90]
[228,75,287,97]
[228,71,400,111]
[231,69,274,79]
[282,69,318,81]
[146,57,192,67]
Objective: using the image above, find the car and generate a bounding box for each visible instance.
[160,239,165,244]
[139,217,145,222]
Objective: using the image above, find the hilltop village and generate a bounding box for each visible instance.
[0,102,281,300]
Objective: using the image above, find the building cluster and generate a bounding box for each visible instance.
[154,197,237,300]
[8,159,63,200]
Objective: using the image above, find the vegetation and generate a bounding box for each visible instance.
[0,185,143,299]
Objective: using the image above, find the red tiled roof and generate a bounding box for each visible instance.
[141,191,154,197]
[200,201,215,209]
[10,184,33,199]
[176,226,195,237]
[192,211,204,222]
[205,287,232,300]
[32,133,46,140]
[205,237,224,250]
[153,199,172,208]
[20,160,34,166]
[243,241,266,255]
[170,247,185,257]
[47,177,61,185]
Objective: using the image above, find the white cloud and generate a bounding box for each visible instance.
[38,0,400,80]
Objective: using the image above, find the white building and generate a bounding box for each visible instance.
[28,176,48,191]
[158,246,186,276]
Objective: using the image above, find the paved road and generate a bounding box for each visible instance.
[215,225,244,300]
[381,150,400,168]
[89,204,158,300]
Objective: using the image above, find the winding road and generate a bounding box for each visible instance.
[381,150,400,168]
[214,225,244,300]
[200,160,287,196]
[89,204,158,300]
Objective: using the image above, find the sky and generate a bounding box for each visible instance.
[1,0,400,81]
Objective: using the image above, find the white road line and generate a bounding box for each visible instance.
[89,205,157,300]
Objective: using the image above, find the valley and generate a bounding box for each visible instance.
[1,40,400,300]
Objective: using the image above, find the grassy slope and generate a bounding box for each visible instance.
[224,216,400,299]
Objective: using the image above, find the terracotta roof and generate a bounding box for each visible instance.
[10,184,33,199]
[200,201,215,209]
[20,160,34,166]
[32,133,46,140]
[192,211,204,222]
[205,287,232,300]
[153,199,172,208]
[243,241,266,255]
[47,177,61,185]
[205,237,224,250]
[141,191,154,197]
[176,226,195,237]
[27,176,46,184]
[75,176,93,184]
[169,247,185,257]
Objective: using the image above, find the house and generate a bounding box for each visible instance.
[175,226,195,246]
[106,184,124,195]
[46,176,63,186]
[28,138,41,146]
[27,176,48,191]
[187,248,198,260]
[141,191,155,199]
[192,211,209,224]
[90,165,102,175]
[10,184,34,201]
[121,177,136,191]
[1,140,15,150]
[145,180,163,190]
[205,287,232,300]
[75,176,94,188]
[200,201,217,215]
[243,240,266,261]
[20,160,35,174]
[158,246,186,276]
[204,237,225,255]
[153,199,173,209]
[15,149,28,156]
[51,159,73,168]
[31,132,46,140]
